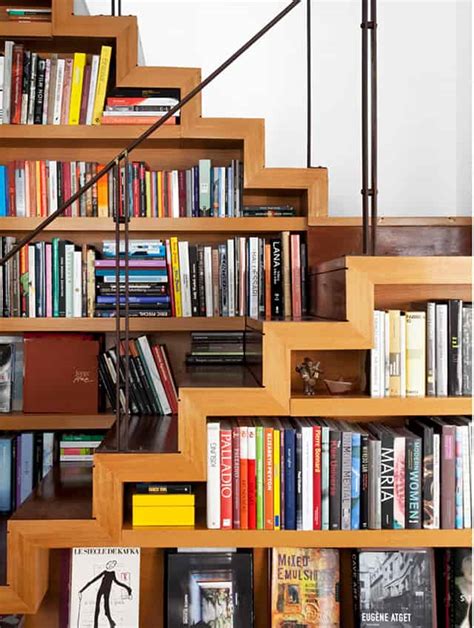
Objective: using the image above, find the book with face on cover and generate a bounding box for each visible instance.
[271,548,340,627]
[68,547,140,628]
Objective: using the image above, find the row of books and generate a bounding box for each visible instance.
[1,42,111,125]
[100,336,178,416]
[0,158,248,219]
[61,546,471,627]
[186,331,244,365]
[207,416,473,531]
[0,432,104,513]
[370,301,472,397]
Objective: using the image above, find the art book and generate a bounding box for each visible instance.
[352,549,436,628]
[271,548,340,627]
[68,547,140,628]
[166,551,253,627]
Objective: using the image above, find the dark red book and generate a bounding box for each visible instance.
[290,233,302,319]
[79,63,91,125]
[11,44,24,124]
[178,170,186,217]
[220,423,233,529]
[313,424,322,530]
[150,344,178,414]
[8,164,16,216]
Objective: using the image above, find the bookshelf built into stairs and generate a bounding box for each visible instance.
[0,0,472,624]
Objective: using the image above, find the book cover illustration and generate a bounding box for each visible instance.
[166,551,253,627]
[68,547,140,628]
[452,549,472,628]
[0,344,13,413]
[356,549,435,628]
[271,548,339,627]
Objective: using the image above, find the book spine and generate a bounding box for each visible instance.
[279,428,285,529]
[420,425,435,529]
[368,439,381,529]
[384,311,390,396]
[433,433,441,529]
[10,44,24,125]
[290,233,302,319]
[239,426,249,529]
[281,231,291,318]
[426,301,436,396]
[406,311,426,397]
[231,426,240,529]
[170,237,182,317]
[247,426,257,530]
[341,431,352,530]
[34,58,46,124]
[273,428,280,530]
[150,346,178,414]
[388,310,401,395]
[198,159,211,216]
[436,304,448,396]
[321,427,330,530]
[393,436,405,529]
[351,433,361,530]
[284,428,296,530]
[329,430,341,530]
[371,310,382,397]
[178,240,192,317]
[380,432,394,529]
[69,52,85,125]
[270,239,283,318]
[295,429,302,530]
[405,436,422,529]
[52,58,65,125]
[206,422,220,529]
[227,239,235,317]
[219,425,232,530]
[264,427,274,530]
[2,42,14,124]
[448,299,463,396]
[454,427,463,529]
[441,425,456,529]
[462,304,472,395]
[360,433,369,529]
[248,237,259,319]
[256,425,264,530]
[313,425,322,530]
[92,46,112,125]
[60,58,73,124]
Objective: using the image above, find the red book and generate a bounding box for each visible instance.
[220,423,233,529]
[79,63,91,125]
[247,426,257,530]
[40,161,48,216]
[290,233,302,319]
[8,164,15,216]
[313,424,322,530]
[239,424,249,529]
[11,44,24,124]
[178,170,186,217]
[151,344,178,415]
[232,425,241,529]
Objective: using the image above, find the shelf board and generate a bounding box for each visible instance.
[290,395,473,416]
[0,22,52,37]
[122,525,472,548]
[309,216,472,227]
[0,316,247,333]
[0,216,307,233]
[0,124,180,140]
[0,412,115,431]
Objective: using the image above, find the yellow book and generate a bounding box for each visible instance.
[133,506,195,527]
[133,494,195,507]
[388,309,401,396]
[86,248,96,317]
[170,236,182,317]
[68,52,86,125]
[145,170,152,218]
[157,171,163,217]
[92,45,112,125]
[273,429,281,530]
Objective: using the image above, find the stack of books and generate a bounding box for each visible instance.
[1,42,111,125]
[0,158,243,218]
[59,433,103,463]
[132,483,194,526]
[99,336,178,416]
[185,331,244,365]
[102,89,179,125]
[242,204,296,217]
[206,416,472,531]
[371,301,472,397]
[6,8,51,21]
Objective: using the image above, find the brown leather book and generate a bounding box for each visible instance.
[23,333,99,413]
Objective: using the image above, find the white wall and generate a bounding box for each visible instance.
[79,0,472,217]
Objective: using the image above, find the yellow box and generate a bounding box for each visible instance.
[132,494,195,507]
[132,505,195,527]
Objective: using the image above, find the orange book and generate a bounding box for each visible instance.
[97,164,108,218]
[35,161,42,217]
[101,115,177,125]
[264,426,274,530]
[265,242,271,320]
[239,423,249,530]
[40,161,48,216]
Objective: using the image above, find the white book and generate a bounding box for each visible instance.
[204,246,213,317]
[42,432,54,477]
[426,301,436,396]
[371,310,382,397]
[86,55,100,124]
[207,422,221,529]
[15,165,26,216]
[73,250,82,317]
[26,53,38,125]
[400,312,406,397]
[238,237,247,317]
[178,240,192,317]
[136,335,171,415]
[65,244,75,317]
[48,161,58,214]
[435,303,448,396]
[2,42,14,124]
[0,57,4,123]
[459,424,471,529]
[248,237,259,319]
[384,311,390,396]
[69,547,140,628]
[301,422,314,531]
[52,58,65,125]
[227,238,235,317]
[406,311,426,397]
[171,170,179,218]
[432,433,441,529]
[28,244,36,317]
[42,58,51,124]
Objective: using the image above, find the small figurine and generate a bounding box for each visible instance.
[295,357,322,396]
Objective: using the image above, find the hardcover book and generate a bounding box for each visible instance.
[450,548,472,628]
[166,551,253,627]
[0,344,13,413]
[271,547,340,627]
[353,549,436,628]
[68,547,140,628]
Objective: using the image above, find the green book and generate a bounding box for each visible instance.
[256,425,264,530]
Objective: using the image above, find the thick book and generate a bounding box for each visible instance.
[206,422,220,529]
[462,303,472,396]
[68,547,140,628]
[271,548,339,627]
[166,551,254,627]
[352,549,436,628]
[448,299,463,396]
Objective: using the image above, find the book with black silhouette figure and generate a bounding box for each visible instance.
[67,547,140,628]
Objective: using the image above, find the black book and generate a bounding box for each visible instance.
[294,425,303,530]
[188,244,199,316]
[57,163,63,213]
[116,349,142,415]
[462,302,472,396]
[33,58,46,124]
[196,245,206,316]
[98,356,117,411]
[270,238,283,318]
[130,340,161,415]
[219,244,227,317]
[328,428,341,530]
[139,162,146,217]
[34,242,44,317]
[408,418,435,529]
[368,424,394,529]
[22,50,31,122]
[135,483,192,494]
[359,431,369,530]
[397,427,422,529]
[95,283,168,295]
[448,299,463,396]
[128,352,153,415]
[352,549,436,628]
[166,551,254,627]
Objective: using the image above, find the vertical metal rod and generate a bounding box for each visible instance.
[306,0,312,168]
[114,161,121,451]
[123,153,130,447]
[117,0,122,16]
[361,0,369,254]
[111,0,115,16]
[370,0,378,255]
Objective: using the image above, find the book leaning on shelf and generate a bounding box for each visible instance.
[370,302,472,397]
[0,42,111,125]
[206,416,472,531]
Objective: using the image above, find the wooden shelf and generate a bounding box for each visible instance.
[122,524,472,549]
[309,216,472,227]
[0,216,307,233]
[290,395,473,416]
[0,316,248,333]
[0,413,115,431]
[0,22,52,37]
[0,124,180,140]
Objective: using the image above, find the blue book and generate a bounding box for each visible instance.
[102,241,166,258]
[350,432,361,530]
[18,433,34,506]
[0,166,7,216]
[96,296,171,305]
[283,426,296,530]
[0,437,13,512]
